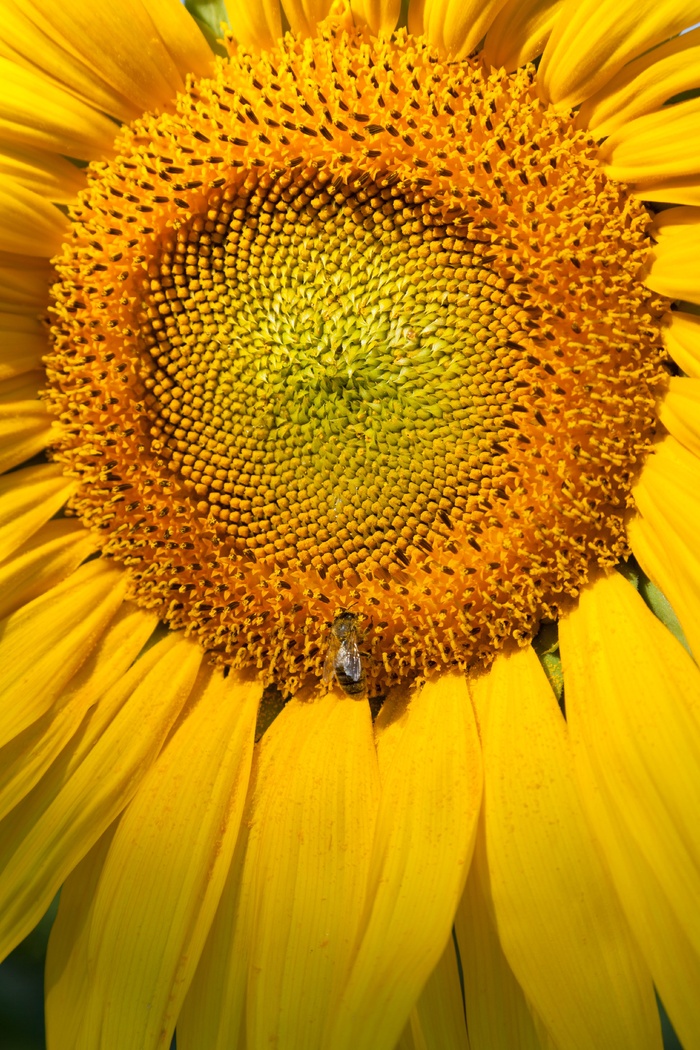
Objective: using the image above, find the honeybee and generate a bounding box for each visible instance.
[322,610,367,698]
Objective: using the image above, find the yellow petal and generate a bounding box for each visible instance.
[0,252,51,313]
[66,669,258,1050]
[326,674,483,1050]
[0,310,46,377]
[0,55,117,159]
[349,0,401,34]
[0,461,75,562]
[177,789,252,1050]
[632,433,700,660]
[659,376,700,459]
[456,818,547,1050]
[647,210,700,303]
[0,144,86,204]
[482,0,567,72]
[0,371,43,403]
[0,408,53,472]
[244,689,380,1050]
[412,0,511,59]
[599,97,700,205]
[471,644,661,1050]
[45,823,119,1050]
[0,633,202,961]
[628,513,700,663]
[539,0,700,107]
[0,600,157,822]
[282,0,334,36]
[227,0,283,48]
[0,0,214,125]
[0,558,127,747]
[0,518,95,623]
[579,26,700,138]
[560,571,700,1050]
[661,310,700,377]
[401,933,470,1050]
[0,174,67,256]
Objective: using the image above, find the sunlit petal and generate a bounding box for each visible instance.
[560,572,700,1050]
[471,644,661,1050]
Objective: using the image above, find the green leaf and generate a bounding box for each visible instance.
[185,0,229,55]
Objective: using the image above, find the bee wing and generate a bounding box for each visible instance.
[337,638,363,682]
[322,637,340,685]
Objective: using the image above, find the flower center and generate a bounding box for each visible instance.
[47,23,669,693]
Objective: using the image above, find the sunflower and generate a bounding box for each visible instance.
[1,0,699,1046]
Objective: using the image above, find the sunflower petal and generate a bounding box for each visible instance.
[0,409,54,472]
[45,823,119,1050]
[177,788,253,1050]
[411,0,511,59]
[283,0,335,38]
[647,208,700,303]
[0,519,95,623]
[401,933,470,1050]
[0,633,202,961]
[0,462,75,562]
[0,175,67,256]
[559,571,700,1050]
[0,55,117,159]
[539,0,700,107]
[0,601,157,822]
[242,689,380,1050]
[482,0,567,72]
[0,311,46,377]
[0,253,51,313]
[662,310,700,377]
[599,98,700,205]
[659,376,700,458]
[632,434,700,660]
[326,674,482,1050]
[455,819,547,1050]
[226,0,283,49]
[0,0,213,125]
[0,559,127,747]
[66,669,258,1050]
[470,644,661,1050]
[0,144,86,204]
[579,27,700,137]
[350,0,401,34]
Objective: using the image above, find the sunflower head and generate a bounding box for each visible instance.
[45,15,669,694]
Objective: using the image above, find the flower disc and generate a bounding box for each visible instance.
[47,23,670,693]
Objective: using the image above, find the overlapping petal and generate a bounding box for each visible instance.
[0,462,75,561]
[0,0,213,125]
[579,27,700,137]
[482,0,566,72]
[599,98,700,206]
[0,519,95,623]
[560,572,700,1050]
[632,433,700,660]
[409,0,511,59]
[647,206,700,303]
[326,674,482,1050]
[539,0,700,106]
[59,669,259,1050]
[0,559,127,746]
[455,820,547,1050]
[470,644,661,1050]
[0,602,156,823]
[0,634,202,960]
[224,0,283,49]
[661,310,700,377]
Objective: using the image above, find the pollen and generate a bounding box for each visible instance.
[46,22,670,694]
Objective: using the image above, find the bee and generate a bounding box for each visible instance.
[322,610,367,698]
